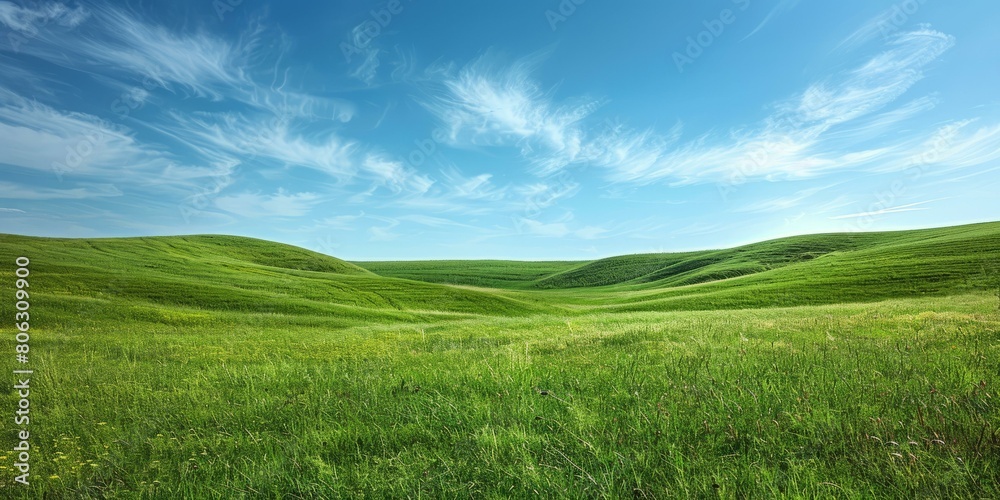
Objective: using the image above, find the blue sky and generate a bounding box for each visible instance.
[1,0,998,260]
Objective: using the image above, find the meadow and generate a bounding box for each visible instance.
[1,222,998,498]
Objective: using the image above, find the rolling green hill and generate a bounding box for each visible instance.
[0,234,560,322]
[353,259,580,289]
[531,232,890,289]
[1,224,998,498]
[3,222,996,324]
[601,222,1000,311]
[355,222,1000,311]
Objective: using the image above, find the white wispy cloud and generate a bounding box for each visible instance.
[368,164,510,215]
[735,186,826,213]
[397,214,476,229]
[425,27,961,191]
[593,27,957,185]
[240,88,356,123]
[812,195,859,215]
[367,216,400,241]
[3,2,355,120]
[836,2,931,53]
[164,111,359,179]
[0,1,88,32]
[426,52,602,175]
[440,168,507,201]
[0,87,170,177]
[511,212,609,240]
[867,120,1000,174]
[214,189,321,218]
[578,122,684,181]
[0,54,59,99]
[795,28,953,126]
[4,3,243,99]
[345,23,381,86]
[316,213,365,230]
[0,181,122,200]
[361,154,434,195]
[671,222,726,236]
[828,199,940,220]
[743,0,800,40]
[514,178,580,213]
[823,95,938,145]
[0,207,25,213]
[0,2,365,214]
[513,218,572,238]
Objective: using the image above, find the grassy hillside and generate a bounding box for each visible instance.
[0,234,560,322]
[532,232,893,289]
[355,232,902,290]
[2,291,998,497]
[604,221,1000,309]
[3,223,996,322]
[1,225,998,498]
[356,223,1000,311]
[353,259,580,289]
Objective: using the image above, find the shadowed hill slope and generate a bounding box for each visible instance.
[356,223,1000,299]
[2,222,997,320]
[538,222,1000,311]
[0,234,561,322]
[532,232,887,289]
[353,260,581,289]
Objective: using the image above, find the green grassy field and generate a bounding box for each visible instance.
[1,223,999,498]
